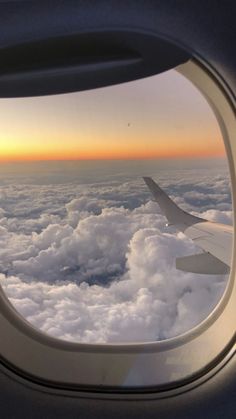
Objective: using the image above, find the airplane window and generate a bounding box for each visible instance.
[0,69,232,344]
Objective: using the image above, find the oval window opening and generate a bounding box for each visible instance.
[0,69,232,343]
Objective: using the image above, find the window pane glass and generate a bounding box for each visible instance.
[0,70,232,343]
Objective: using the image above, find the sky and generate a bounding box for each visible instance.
[0,69,225,161]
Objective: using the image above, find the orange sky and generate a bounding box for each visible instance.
[0,70,225,161]
[0,137,224,162]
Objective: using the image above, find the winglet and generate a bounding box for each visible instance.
[143,177,204,230]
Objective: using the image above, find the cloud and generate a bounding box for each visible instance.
[0,160,232,342]
[0,225,226,343]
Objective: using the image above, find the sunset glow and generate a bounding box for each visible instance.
[0,70,224,161]
[0,137,224,162]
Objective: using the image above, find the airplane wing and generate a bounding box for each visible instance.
[143,177,232,274]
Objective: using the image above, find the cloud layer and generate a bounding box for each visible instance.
[0,159,232,342]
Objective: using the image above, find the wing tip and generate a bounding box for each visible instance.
[143,176,163,196]
[143,176,156,187]
[143,176,152,182]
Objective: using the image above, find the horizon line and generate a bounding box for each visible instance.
[0,155,226,163]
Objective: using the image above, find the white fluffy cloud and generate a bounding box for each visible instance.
[0,160,232,342]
